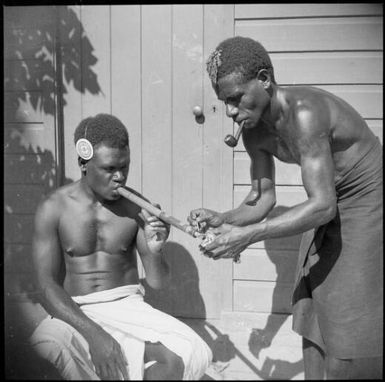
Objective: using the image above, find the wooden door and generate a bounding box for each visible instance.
[140,4,235,319]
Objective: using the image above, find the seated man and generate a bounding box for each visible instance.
[30,113,212,380]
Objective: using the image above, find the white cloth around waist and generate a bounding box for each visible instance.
[30,284,212,380]
[72,284,145,305]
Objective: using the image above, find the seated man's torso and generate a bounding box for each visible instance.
[55,183,141,296]
[247,86,379,181]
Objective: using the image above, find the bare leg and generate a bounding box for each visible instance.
[302,337,326,380]
[144,341,184,380]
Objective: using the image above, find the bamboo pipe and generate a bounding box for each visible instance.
[117,187,200,238]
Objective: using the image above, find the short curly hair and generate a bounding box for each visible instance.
[74,113,129,151]
[206,36,276,85]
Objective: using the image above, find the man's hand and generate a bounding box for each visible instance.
[199,224,255,261]
[87,327,129,380]
[188,208,225,233]
[141,206,170,254]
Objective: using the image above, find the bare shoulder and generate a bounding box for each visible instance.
[285,87,332,135]
[35,182,80,221]
[284,86,375,155]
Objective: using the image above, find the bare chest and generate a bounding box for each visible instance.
[59,206,138,257]
[263,133,298,164]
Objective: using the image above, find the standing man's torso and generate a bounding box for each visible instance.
[244,86,379,182]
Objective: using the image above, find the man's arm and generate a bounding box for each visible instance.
[32,195,128,380]
[246,104,337,241]
[202,104,337,259]
[189,143,276,229]
[135,208,171,289]
[223,140,276,226]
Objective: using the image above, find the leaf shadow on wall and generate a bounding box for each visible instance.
[4,4,102,301]
[4,6,101,379]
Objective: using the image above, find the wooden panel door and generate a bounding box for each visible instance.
[140,4,235,319]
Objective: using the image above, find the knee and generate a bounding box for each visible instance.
[326,357,352,379]
[31,335,68,370]
[164,352,184,379]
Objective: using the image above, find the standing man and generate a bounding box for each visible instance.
[188,36,382,379]
[30,113,212,380]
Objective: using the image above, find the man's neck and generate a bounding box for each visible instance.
[260,85,283,131]
[78,178,104,206]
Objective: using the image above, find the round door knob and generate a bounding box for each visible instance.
[192,106,203,117]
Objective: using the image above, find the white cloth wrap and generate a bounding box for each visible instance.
[30,284,212,380]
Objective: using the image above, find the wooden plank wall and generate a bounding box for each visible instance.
[4,8,64,374]
[4,6,59,300]
[5,3,382,324]
[61,4,234,319]
[232,3,383,313]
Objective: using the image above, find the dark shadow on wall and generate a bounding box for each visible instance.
[4,5,101,379]
[247,205,304,379]
[144,241,302,380]
[142,242,257,378]
[142,241,207,318]
[249,207,342,379]
[142,242,223,355]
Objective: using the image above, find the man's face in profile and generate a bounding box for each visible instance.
[215,71,271,129]
[85,144,130,201]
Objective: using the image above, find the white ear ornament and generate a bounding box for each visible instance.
[76,138,93,160]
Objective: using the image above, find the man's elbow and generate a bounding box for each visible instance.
[268,196,276,211]
[147,277,169,291]
[34,276,58,300]
[146,266,171,290]
[317,199,337,225]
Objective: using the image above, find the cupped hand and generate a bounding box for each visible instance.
[199,224,252,261]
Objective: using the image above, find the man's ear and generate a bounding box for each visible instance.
[78,157,88,172]
[256,69,271,89]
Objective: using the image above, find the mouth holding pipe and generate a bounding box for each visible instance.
[224,120,245,147]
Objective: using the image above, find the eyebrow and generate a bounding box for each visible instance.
[223,91,242,103]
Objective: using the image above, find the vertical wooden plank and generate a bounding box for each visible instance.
[169,4,206,318]
[139,5,173,292]
[203,4,235,316]
[141,5,172,211]
[61,5,82,182]
[80,5,111,117]
[139,5,173,307]
[110,5,142,192]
